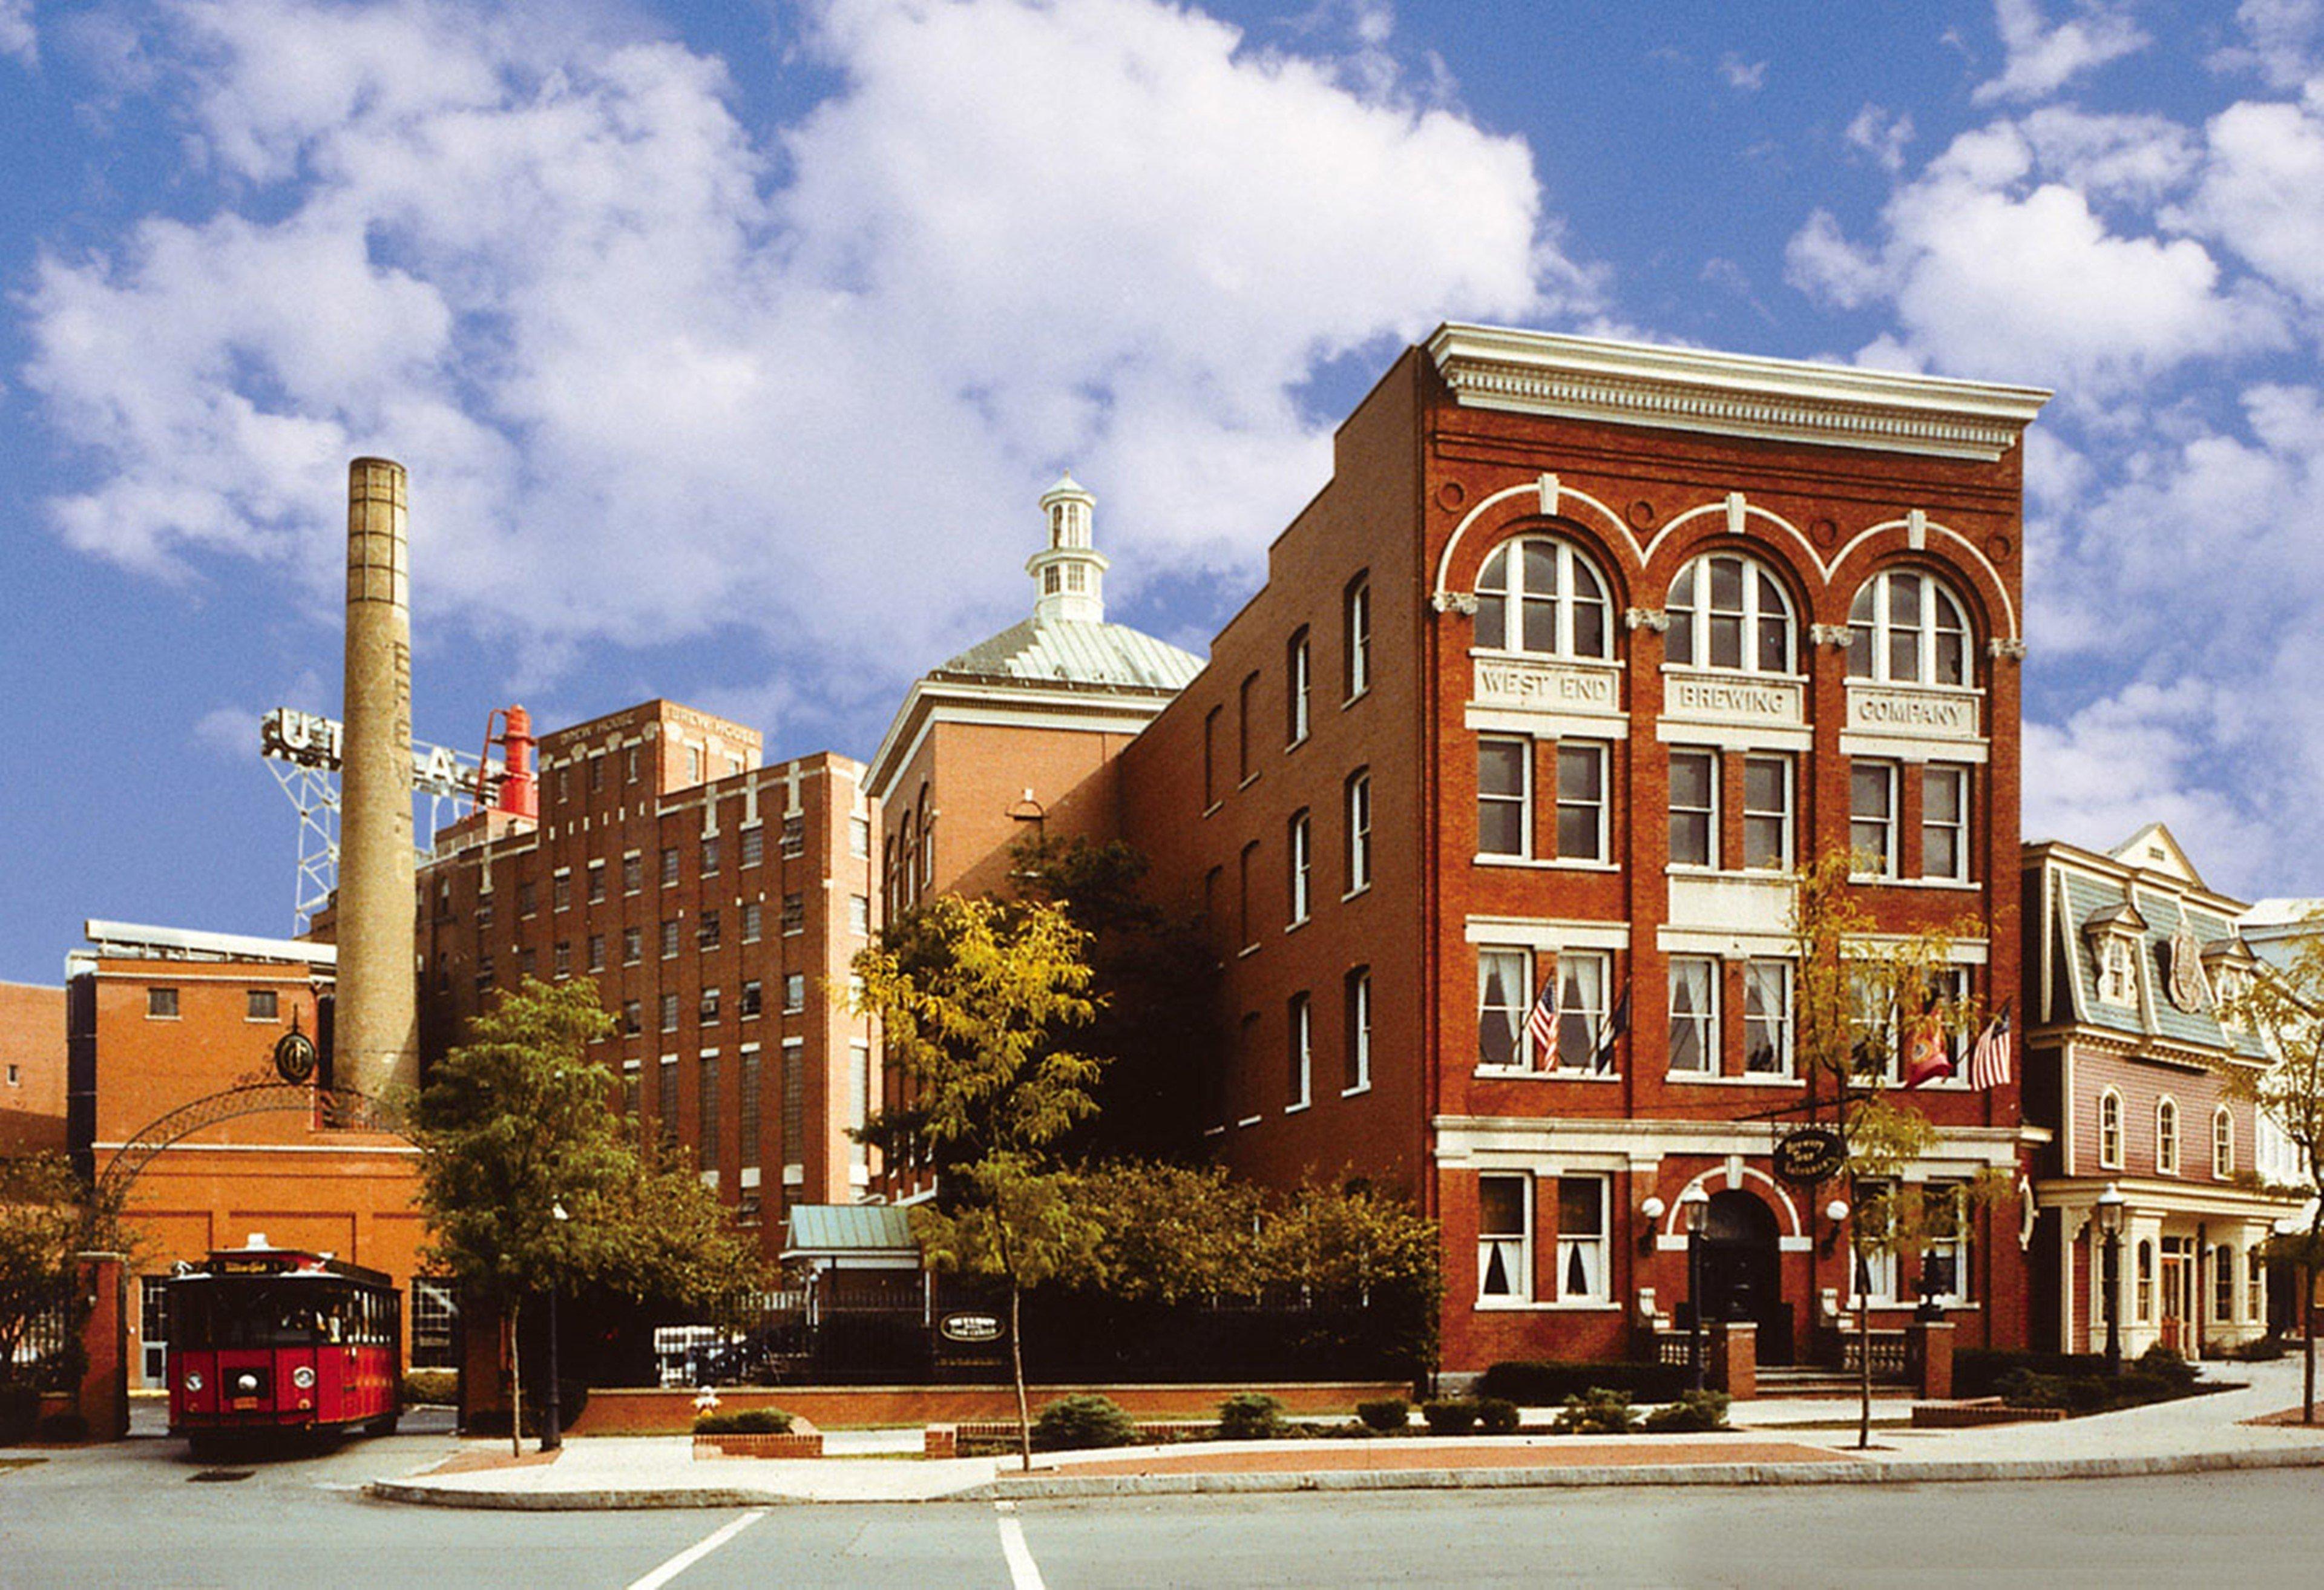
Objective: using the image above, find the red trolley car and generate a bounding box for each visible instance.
[166,1238,401,1447]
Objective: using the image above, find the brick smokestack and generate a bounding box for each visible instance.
[338,457,419,1099]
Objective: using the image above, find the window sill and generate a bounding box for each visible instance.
[1474,1298,1620,1313]
[1238,944,1261,959]
[1284,916,1309,935]
[1342,882,1371,902]
[1341,1082,1372,1098]
[1472,855,1620,872]
[1204,801,1223,819]
[1344,688,1370,709]
[1286,733,1309,754]
[1285,1102,1310,1115]
[1236,1115,1262,1129]
[1239,774,1261,791]
[1474,1067,1622,1082]
[1666,1073,1802,1085]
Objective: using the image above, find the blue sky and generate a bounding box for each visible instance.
[4,0,2322,984]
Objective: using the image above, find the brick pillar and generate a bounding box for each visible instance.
[924,1424,957,1459]
[1906,1321,1954,1401]
[74,1253,128,1441]
[458,1293,510,1433]
[1710,1321,1756,1399]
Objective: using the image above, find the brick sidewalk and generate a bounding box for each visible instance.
[1054,1438,1857,1476]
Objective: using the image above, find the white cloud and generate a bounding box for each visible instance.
[1973,0,2148,105]
[2211,0,2324,88]
[1844,103,1914,174]
[0,0,32,65]
[24,0,1574,693]
[1786,119,2283,394]
[2023,682,2274,877]
[2172,88,2324,313]
[1717,53,1766,93]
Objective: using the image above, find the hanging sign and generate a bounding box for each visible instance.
[1771,1126,1847,1186]
[939,1312,1004,1344]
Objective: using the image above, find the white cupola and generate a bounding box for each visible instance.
[1025,472,1109,625]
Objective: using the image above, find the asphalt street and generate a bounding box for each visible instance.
[8,1429,2324,1588]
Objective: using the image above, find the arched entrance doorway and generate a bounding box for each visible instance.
[1700,1189,1791,1364]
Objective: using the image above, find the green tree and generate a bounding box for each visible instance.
[0,1154,121,1398]
[1006,833,1221,1160]
[2216,907,2324,1422]
[1790,848,2011,1448]
[415,977,761,1452]
[855,894,1101,1468]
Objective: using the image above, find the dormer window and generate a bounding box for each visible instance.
[2101,938,2136,1005]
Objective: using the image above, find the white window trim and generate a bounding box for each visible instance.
[1345,770,1372,896]
[1344,969,1372,1096]
[1667,551,1797,675]
[1476,1171,1534,1306]
[2098,1088,2124,1170]
[1921,763,1971,883]
[1850,760,1900,879]
[2156,1096,2179,1176]
[1742,958,1795,1079]
[1669,747,1719,871]
[1478,735,1532,861]
[1667,956,1720,1077]
[1556,740,1611,864]
[1473,535,1615,663]
[1287,810,1312,928]
[1743,754,1794,873]
[1554,1174,1613,1305]
[1287,994,1312,1113]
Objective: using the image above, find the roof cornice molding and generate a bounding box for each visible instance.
[1426,323,2051,461]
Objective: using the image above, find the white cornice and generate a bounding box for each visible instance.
[1426,324,2050,461]
[866,676,1177,800]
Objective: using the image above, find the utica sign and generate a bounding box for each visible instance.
[261,707,472,797]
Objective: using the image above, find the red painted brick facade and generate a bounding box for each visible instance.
[0,981,67,1157]
[414,699,883,1260]
[1117,330,2047,1375]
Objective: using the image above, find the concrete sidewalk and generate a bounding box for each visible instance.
[363,1356,2324,1509]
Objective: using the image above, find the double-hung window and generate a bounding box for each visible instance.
[1667,958,1719,1076]
[783,973,805,1014]
[2157,1098,2179,1174]
[1477,947,1531,1071]
[1287,628,1310,746]
[1557,1177,1610,1303]
[1345,769,1372,893]
[1744,959,1793,1076]
[1345,575,1371,700]
[1287,993,1312,1111]
[1477,1174,1531,1303]
[1551,953,1611,1074]
[1669,749,1716,868]
[1920,1183,1972,1305]
[1557,742,1608,862]
[1743,755,1792,870]
[1479,739,1529,858]
[1850,761,1899,877]
[1344,968,1371,1094]
[1923,764,1969,881]
[1287,810,1311,927]
[2099,1089,2124,1168]
[2215,1106,2234,1178]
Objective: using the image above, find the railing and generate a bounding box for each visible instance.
[1652,1333,1695,1368]
[1840,1331,1909,1379]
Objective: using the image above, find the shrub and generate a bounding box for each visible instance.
[0,1386,37,1445]
[2225,1334,2288,1362]
[1553,1387,1638,1436]
[1031,1395,1138,1452]
[1216,1393,1287,1442]
[1954,1349,2110,1399]
[1474,1359,1692,1406]
[399,1369,457,1406]
[1356,1398,1410,1434]
[1474,1396,1520,1434]
[1420,1398,1479,1435]
[1642,1390,1730,1433]
[2136,1345,2199,1390]
[694,1407,795,1435]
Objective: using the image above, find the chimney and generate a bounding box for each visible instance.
[336,457,419,1099]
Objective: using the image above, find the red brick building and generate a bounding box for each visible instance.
[1113,325,2049,1375]
[2021,825,2300,1358]
[65,921,427,1384]
[415,699,882,1257]
[1,980,67,1157]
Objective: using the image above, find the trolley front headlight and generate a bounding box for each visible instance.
[235,1372,260,1394]
[292,1366,317,1390]
[183,1371,203,1393]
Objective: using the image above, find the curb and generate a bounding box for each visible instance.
[363,1442,2324,1508]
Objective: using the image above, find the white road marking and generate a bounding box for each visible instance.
[625,1508,769,1590]
[996,1500,1046,1590]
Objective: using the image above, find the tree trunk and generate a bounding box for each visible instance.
[1857,1280,1873,1451]
[505,1296,524,1459]
[2305,1264,2316,1427]
[1010,1278,1032,1473]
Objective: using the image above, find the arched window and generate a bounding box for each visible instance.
[2156,1097,2179,1175]
[2136,1239,2154,1320]
[1667,553,1795,674]
[2214,1105,2234,1178]
[1848,568,1971,686]
[1475,536,1612,660]
[2099,1089,2123,1169]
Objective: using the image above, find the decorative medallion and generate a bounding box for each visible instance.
[2167,920,2210,1013]
[1627,498,1657,530]
[1988,532,2014,559]
[1811,517,1839,547]
[272,1017,318,1084]
[1435,481,1467,513]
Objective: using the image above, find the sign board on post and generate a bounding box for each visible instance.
[1771,1126,1847,1186]
[938,1312,1004,1344]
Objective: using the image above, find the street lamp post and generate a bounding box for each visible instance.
[542,1200,570,1452]
[1681,1187,1710,1395]
[2095,1183,2125,1378]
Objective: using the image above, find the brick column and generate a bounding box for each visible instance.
[74,1252,128,1441]
[1906,1320,1955,1401]
[1710,1321,1756,1399]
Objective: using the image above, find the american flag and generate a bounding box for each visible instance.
[1968,999,2014,1089]
[1525,973,1558,1065]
